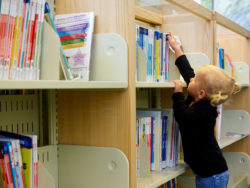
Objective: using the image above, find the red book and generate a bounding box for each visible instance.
[3,152,14,188]
[0,144,7,188]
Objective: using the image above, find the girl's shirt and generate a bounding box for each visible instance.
[172,55,228,177]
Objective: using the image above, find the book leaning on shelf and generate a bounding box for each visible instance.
[0,0,45,80]
[136,109,181,177]
[0,130,38,188]
[54,11,95,81]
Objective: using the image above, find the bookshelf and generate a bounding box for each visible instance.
[1,0,250,188]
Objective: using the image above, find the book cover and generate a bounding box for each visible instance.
[55,12,94,81]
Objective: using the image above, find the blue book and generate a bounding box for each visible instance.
[162,115,168,169]
[219,48,224,69]
[0,131,32,148]
[139,27,144,49]
[167,180,171,188]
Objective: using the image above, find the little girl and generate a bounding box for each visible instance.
[167,33,240,188]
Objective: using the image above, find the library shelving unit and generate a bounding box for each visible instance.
[2,0,250,188]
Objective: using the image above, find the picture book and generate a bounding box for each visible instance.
[55,12,95,81]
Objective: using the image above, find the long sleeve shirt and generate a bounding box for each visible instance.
[172,55,228,177]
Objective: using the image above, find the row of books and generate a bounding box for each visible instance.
[0,0,45,80]
[0,130,37,188]
[0,90,39,95]
[157,178,176,188]
[136,109,181,177]
[135,24,182,83]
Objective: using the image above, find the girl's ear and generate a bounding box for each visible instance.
[199,89,207,99]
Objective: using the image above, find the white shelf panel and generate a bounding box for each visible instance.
[0,80,128,89]
[136,81,186,88]
[218,136,248,149]
[137,162,189,188]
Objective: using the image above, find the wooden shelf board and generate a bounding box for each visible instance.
[136,81,186,88]
[0,80,128,89]
[136,0,212,21]
[215,12,250,39]
[165,0,212,20]
[135,6,163,25]
[219,135,248,149]
[137,163,189,188]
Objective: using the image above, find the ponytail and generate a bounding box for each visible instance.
[231,83,241,95]
[210,83,241,106]
[210,92,229,106]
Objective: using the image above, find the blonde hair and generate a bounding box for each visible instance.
[197,65,241,106]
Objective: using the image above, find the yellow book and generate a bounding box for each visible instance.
[21,148,32,188]
[10,0,23,79]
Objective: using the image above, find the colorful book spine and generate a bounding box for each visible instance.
[155,31,160,82]
[165,35,169,81]
[148,29,154,82]
[9,0,24,79]
[3,0,17,80]
[0,0,11,79]
[3,144,14,188]
[19,0,30,79]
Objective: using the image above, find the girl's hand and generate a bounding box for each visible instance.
[172,80,183,93]
[167,32,179,51]
[167,32,184,58]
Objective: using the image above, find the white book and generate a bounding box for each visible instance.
[27,135,38,188]
[55,12,95,81]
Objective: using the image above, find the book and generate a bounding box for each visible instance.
[55,12,95,81]
[0,143,6,188]
[219,48,224,69]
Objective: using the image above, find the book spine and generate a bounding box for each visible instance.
[0,0,11,78]
[9,0,23,79]
[4,152,14,188]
